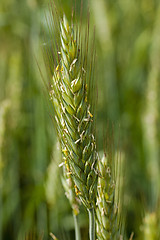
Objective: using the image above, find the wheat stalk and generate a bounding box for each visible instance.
[0,100,10,240]
[0,100,10,177]
[24,231,44,240]
[45,142,62,207]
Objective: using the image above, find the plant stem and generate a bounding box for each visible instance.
[73,213,81,240]
[88,208,95,240]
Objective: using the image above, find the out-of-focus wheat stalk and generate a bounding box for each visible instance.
[0,100,10,239]
[142,1,160,205]
[23,231,44,240]
[45,141,62,207]
[0,100,10,179]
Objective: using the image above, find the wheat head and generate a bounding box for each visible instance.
[44,8,98,211]
[96,152,121,240]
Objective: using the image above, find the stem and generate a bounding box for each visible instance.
[88,208,95,240]
[73,213,81,240]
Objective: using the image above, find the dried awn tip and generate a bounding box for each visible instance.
[50,233,58,240]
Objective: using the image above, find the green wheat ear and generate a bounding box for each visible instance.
[43,3,98,238]
[45,11,98,211]
[96,147,122,239]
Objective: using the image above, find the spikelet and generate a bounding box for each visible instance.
[44,6,98,210]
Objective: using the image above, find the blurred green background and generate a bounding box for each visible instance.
[0,0,160,239]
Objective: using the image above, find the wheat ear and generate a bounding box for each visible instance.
[43,5,98,238]
[50,14,98,209]
[96,138,122,240]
